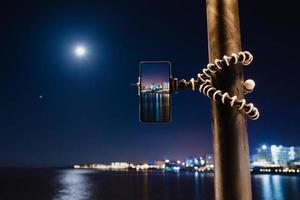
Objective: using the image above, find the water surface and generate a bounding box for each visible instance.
[0,168,299,200]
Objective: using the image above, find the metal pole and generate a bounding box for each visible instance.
[206,0,252,200]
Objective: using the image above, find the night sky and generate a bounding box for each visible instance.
[1,0,299,167]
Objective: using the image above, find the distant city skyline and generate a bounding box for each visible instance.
[73,143,300,166]
[73,143,300,176]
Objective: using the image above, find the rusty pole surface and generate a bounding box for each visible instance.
[206,0,252,199]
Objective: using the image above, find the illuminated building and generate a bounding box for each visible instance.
[185,156,200,167]
[162,82,169,92]
[150,83,162,91]
[253,144,300,167]
[110,162,129,169]
[164,160,183,171]
[270,145,300,166]
[205,154,214,165]
[154,160,166,169]
[256,145,272,164]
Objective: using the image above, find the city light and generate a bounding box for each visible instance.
[200,159,205,165]
[72,144,300,175]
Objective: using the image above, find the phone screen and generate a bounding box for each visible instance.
[139,61,171,122]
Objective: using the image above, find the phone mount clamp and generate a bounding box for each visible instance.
[135,51,260,120]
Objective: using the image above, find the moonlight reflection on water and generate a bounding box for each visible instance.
[54,170,92,200]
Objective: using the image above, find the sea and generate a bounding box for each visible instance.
[0,168,299,200]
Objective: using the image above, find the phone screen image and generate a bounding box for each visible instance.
[139,61,171,122]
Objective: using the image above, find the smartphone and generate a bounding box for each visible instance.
[139,61,171,123]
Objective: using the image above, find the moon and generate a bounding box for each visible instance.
[74,45,87,57]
